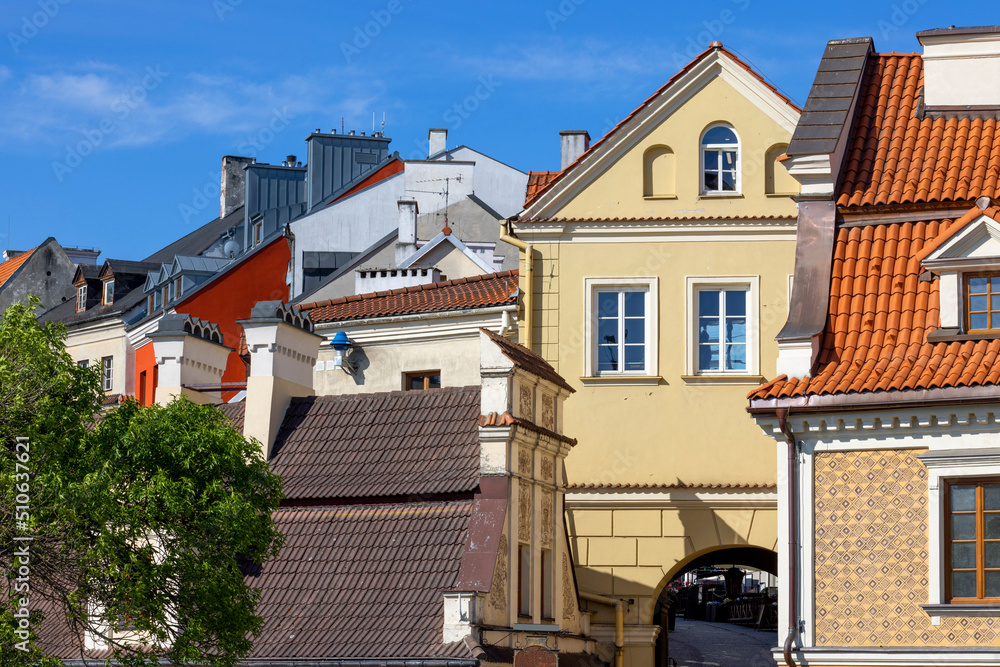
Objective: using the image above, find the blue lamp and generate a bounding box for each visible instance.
[330,331,356,374]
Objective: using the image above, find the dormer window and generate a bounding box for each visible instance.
[174,277,182,300]
[76,285,87,312]
[701,124,739,194]
[147,294,155,315]
[162,285,169,307]
[966,274,1000,333]
[103,279,114,306]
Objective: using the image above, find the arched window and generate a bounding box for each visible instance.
[643,145,675,197]
[765,143,797,195]
[701,124,739,194]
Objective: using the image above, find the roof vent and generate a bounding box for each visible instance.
[918,26,1000,109]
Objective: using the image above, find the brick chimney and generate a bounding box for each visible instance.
[221,155,254,219]
[147,314,231,405]
[238,301,322,459]
[559,130,590,170]
[918,26,1000,109]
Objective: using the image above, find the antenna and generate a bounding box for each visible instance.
[381,112,385,135]
[372,112,375,134]
[341,117,345,134]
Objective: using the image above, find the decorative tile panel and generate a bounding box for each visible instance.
[541,394,555,430]
[520,384,534,421]
[518,482,532,542]
[489,534,508,612]
[519,447,533,478]
[814,449,998,646]
[541,492,553,548]
[563,553,576,621]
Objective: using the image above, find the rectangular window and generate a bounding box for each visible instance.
[697,288,748,372]
[102,356,113,392]
[584,278,658,380]
[405,371,441,391]
[139,371,147,406]
[147,294,155,314]
[103,280,114,306]
[174,277,182,300]
[78,359,89,369]
[541,549,553,619]
[946,479,1000,602]
[518,544,531,618]
[162,286,169,307]
[76,285,87,312]
[703,148,737,192]
[965,274,1000,333]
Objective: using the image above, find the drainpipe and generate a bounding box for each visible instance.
[499,218,533,352]
[776,408,798,667]
[579,591,625,667]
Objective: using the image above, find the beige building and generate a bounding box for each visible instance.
[510,42,801,663]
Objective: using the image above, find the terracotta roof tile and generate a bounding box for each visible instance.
[525,171,560,207]
[299,270,518,323]
[0,247,35,288]
[270,388,481,500]
[838,53,1000,208]
[749,207,1000,401]
[517,215,795,224]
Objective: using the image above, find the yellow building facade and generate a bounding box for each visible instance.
[511,43,800,664]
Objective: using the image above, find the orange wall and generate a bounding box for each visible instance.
[134,341,157,406]
[133,235,292,404]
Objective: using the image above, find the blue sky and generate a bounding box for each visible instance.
[0,0,990,260]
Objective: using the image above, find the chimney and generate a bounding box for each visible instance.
[147,315,231,406]
[559,131,590,170]
[918,26,1000,109]
[221,155,254,219]
[428,128,447,157]
[395,198,419,265]
[238,301,322,459]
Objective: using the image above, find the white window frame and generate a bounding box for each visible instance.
[919,449,1000,621]
[700,123,740,195]
[583,277,658,382]
[102,356,113,392]
[76,284,87,312]
[685,276,759,379]
[103,279,114,306]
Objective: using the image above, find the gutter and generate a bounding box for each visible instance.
[578,591,625,667]
[776,408,798,667]
[499,218,533,351]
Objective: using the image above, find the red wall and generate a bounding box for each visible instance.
[133,236,292,404]
[134,342,157,406]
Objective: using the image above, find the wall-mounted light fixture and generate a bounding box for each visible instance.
[330,331,356,374]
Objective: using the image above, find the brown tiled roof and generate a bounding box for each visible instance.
[270,388,481,500]
[218,401,245,432]
[299,270,518,323]
[525,171,560,206]
[248,502,475,661]
[750,205,1000,401]
[838,53,1000,208]
[523,44,800,209]
[480,327,574,392]
[0,247,35,288]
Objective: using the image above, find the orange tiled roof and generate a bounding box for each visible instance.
[523,44,800,210]
[565,482,776,490]
[524,171,560,207]
[838,53,1000,208]
[299,270,518,323]
[0,248,36,288]
[751,205,1000,401]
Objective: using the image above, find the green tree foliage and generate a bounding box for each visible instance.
[0,299,284,666]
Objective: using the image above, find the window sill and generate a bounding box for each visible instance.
[681,374,766,385]
[643,195,678,200]
[921,603,1000,619]
[580,376,664,386]
[765,192,797,198]
[698,193,744,199]
[926,328,1000,342]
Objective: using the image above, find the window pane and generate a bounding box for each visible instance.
[953,513,977,540]
[952,570,977,598]
[722,172,736,191]
[699,290,719,317]
[971,276,988,293]
[428,375,441,389]
[986,541,1000,568]
[699,319,719,344]
[722,152,735,169]
[992,294,1000,311]
[598,292,618,317]
[952,541,977,569]
[699,345,719,371]
[725,290,746,316]
[703,126,737,145]
[624,319,644,344]
[971,312,989,330]
[624,291,644,317]
[598,319,618,345]
[992,275,1000,292]
[726,344,747,370]
[704,171,718,191]
[986,513,1000,540]
[726,318,746,343]
[409,376,424,390]
[971,294,988,311]
[952,485,976,511]
[987,571,1000,598]
[624,346,644,371]
[986,485,1000,511]
[598,346,618,372]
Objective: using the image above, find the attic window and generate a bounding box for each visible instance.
[701,124,739,195]
[103,279,114,306]
[76,285,87,312]
[966,274,1000,333]
[174,277,183,300]
[405,371,441,391]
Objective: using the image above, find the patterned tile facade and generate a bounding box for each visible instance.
[814,449,999,646]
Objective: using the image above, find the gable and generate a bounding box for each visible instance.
[523,48,799,222]
[923,213,1000,266]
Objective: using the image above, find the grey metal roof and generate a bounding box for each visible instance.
[102,259,159,280]
[290,230,397,305]
[785,37,873,158]
[171,255,231,275]
[142,206,244,265]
